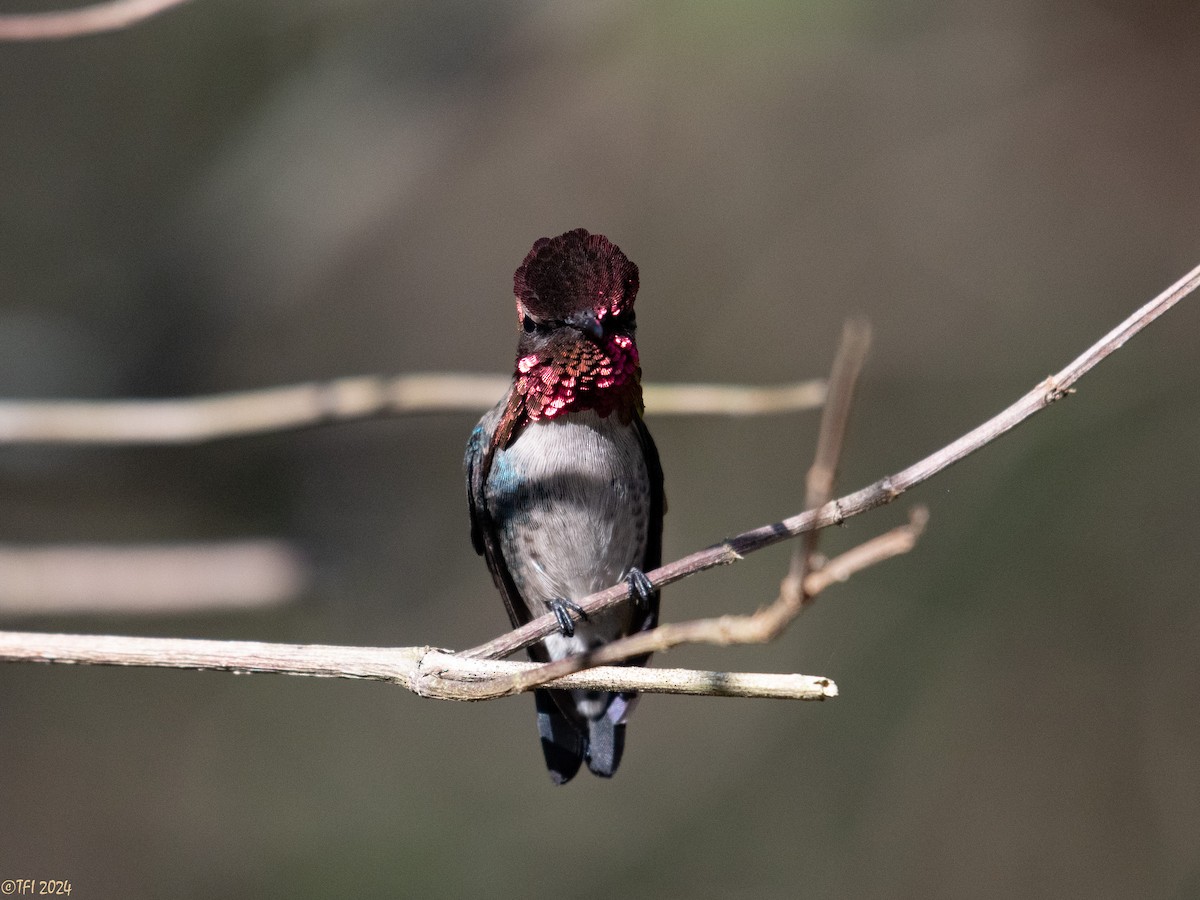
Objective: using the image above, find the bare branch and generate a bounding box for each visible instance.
[0,375,826,445]
[0,0,193,40]
[0,632,836,701]
[644,380,826,416]
[802,505,928,595]
[464,261,1200,661]
[789,317,873,614]
[803,318,872,514]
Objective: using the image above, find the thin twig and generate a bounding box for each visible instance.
[464,261,1200,661]
[0,0,193,40]
[789,317,872,612]
[802,505,928,595]
[0,632,836,701]
[0,375,826,445]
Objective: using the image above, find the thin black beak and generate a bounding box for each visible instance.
[566,310,604,341]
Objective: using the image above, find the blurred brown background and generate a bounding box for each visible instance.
[2,1,1199,897]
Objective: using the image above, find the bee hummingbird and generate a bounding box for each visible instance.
[465,228,665,784]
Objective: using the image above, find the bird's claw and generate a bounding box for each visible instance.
[626,568,654,611]
[549,598,588,637]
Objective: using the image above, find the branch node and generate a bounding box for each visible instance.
[714,543,744,564]
[880,476,901,502]
[1042,375,1077,403]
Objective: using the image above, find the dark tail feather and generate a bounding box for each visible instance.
[534,689,584,785]
[585,710,626,778]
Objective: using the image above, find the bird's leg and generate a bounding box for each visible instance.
[548,598,588,638]
[626,568,654,612]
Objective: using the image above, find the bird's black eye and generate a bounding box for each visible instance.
[522,316,537,333]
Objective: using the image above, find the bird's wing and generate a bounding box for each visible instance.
[465,388,534,631]
[632,412,666,634]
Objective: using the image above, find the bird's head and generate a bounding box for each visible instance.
[508,229,643,422]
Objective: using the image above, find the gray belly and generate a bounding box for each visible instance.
[486,409,649,660]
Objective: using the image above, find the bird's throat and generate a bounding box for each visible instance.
[496,336,643,448]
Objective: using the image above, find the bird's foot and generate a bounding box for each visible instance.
[549,598,588,638]
[626,568,654,611]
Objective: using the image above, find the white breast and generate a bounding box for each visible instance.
[488,409,650,656]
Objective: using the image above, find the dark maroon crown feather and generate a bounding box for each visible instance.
[514,228,639,319]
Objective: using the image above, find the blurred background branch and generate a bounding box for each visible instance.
[0,375,826,445]
[0,540,308,616]
[0,0,194,41]
[0,374,822,618]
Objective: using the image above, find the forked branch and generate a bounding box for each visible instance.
[0,262,1194,701]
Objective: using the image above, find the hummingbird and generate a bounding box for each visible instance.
[465,228,665,784]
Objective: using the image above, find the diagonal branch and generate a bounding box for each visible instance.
[0,375,825,445]
[463,260,1200,661]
